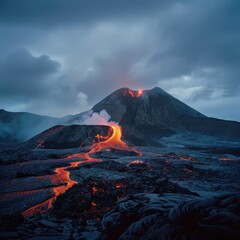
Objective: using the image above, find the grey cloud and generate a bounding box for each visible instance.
[0,49,60,99]
[149,0,240,89]
[76,48,148,102]
[0,49,91,117]
[188,87,214,102]
[0,0,239,120]
[1,49,60,76]
[0,0,176,27]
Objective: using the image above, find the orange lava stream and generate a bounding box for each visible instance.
[22,125,139,218]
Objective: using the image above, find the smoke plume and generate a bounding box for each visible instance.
[81,109,118,126]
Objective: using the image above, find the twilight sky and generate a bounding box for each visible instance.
[0,0,240,121]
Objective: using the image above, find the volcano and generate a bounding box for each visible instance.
[17,87,240,151]
[1,87,240,146]
[90,87,240,139]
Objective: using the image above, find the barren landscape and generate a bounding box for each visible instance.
[0,88,239,239]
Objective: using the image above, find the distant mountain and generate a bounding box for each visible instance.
[0,109,59,144]
[0,109,89,145]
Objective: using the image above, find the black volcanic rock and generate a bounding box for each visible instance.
[122,126,161,146]
[51,162,196,219]
[23,125,113,149]
[93,87,204,125]
[102,193,240,240]
[19,124,159,149]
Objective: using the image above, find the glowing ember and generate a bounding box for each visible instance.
[137,90,143,96]
[218,157,235,161]
[92,186,99,193]
[179,156,200,163]
[123,89,143,97]
[115,183,126,189]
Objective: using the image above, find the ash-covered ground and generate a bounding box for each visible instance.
[0,134,240,240]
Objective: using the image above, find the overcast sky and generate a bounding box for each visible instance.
[0,0,239,121]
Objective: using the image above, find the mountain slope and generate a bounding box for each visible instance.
[92,87,240,139]
[93,87,205,125]
[15,124,160,150]
[0,109,59,144]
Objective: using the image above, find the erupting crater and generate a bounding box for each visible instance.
[123,89,143,97]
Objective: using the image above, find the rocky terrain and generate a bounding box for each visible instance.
[2,87,240,146]
[0,87,240,239]
[102,193,240,240]
[0,139,240,239]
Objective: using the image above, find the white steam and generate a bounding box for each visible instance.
[81,109,118,126]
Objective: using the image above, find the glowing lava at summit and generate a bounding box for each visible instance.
[137,89,143,96]
[124,89,143,97]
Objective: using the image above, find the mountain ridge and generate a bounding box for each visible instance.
[1,87,240,144]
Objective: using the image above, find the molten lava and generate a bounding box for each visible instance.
[124,89,143,97]
[137,90,143,96]
[218,157,235,161]
[115,183,126,189]
[23,125,140,217]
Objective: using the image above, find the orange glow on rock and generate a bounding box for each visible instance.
[23,125,140,217]
[92,186,98,193]
[123,89,143,97]
[115,183,126,189]
[218,157,234,161]
[137,90,143,97]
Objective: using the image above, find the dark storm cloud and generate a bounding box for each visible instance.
[0,0,239,120]
[0,49,90,116]
[0,49,60,99]
[148,0,240,85]
[0,0,175,27]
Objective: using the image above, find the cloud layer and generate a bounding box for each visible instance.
[0,0,239,120]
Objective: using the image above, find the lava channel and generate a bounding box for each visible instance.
[22,125,140,217]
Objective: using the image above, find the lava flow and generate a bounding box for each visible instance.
[22,125,140,217]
